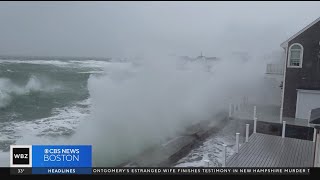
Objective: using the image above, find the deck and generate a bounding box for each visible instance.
[227,133,315,167]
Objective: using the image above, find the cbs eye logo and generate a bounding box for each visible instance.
[10,145,32,167]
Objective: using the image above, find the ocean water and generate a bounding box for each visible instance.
[0,56,113,166]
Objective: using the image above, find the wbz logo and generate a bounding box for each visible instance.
[10,145,32,167]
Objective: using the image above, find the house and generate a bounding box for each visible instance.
[280,17,320,120]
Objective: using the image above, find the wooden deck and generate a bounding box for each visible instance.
[227,133,315,167]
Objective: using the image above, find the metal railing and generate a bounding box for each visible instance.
[225,104,318,167]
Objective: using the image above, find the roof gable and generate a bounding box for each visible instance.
[280,17,320,48]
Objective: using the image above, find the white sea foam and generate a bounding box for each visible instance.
[0,59,111,68]
[0,76,61,108]
[0,59,70,66]
[0,99,90,155]
[69,60,112,68]
[174,117,251,167]
[77,71,105,74]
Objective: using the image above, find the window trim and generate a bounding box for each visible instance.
[287,43,304,68]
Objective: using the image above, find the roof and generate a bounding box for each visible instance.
[280,17,320,48]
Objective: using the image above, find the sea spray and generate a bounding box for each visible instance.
[0,76,62,108]
[72,54,273,166]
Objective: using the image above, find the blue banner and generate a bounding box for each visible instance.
[32,145,92,168]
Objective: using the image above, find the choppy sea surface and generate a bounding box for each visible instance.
[0,56,115,166]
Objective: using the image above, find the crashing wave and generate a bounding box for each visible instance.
[0,76,61,108]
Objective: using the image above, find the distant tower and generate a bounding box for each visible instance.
[199,51,205,60]
[196,51,206,60]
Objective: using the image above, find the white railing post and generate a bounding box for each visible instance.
[282,121,286,138]
[253,106,257,133]
[236,133,240,153]
[314,135,318,167]
[222,144,227,167]
[280,107,283,123]
[246,124,249,142]
[253,117,257,133]
[313,128,317,143]
[308,110,312,127]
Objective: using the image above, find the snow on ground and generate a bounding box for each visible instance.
[174,119,246,167]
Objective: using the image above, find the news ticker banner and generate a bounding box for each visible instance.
[5,167,315,175]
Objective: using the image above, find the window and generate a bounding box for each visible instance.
[288,43,303,68]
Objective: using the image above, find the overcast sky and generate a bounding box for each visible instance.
[0,1,319,58]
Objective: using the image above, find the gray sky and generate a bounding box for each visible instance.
[0,1,319,58]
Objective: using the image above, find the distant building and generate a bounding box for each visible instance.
[179,52,219,62]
